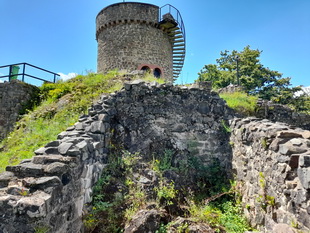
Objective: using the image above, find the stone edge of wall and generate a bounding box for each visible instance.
[230,117,310,231]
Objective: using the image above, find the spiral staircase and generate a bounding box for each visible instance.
[159,5,186,82]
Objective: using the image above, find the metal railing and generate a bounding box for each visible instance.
[0,63,60,83]
[159,4,186,43]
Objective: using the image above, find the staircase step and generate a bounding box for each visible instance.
[173,51,185,54]
[167,27,180,32]
[168,31,182,37]
[172,39,185,44]
[173,56,184,58]
[173,35,183,39]
[173,44,185,47]
[173,48,185,50]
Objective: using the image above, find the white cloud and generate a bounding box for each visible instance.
[295,86,310,97]
[58,72,78,81]
[302,86,310,95]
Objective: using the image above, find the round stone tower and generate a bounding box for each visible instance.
[96,2,186,82]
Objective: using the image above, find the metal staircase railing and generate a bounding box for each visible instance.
[159,4,186,81]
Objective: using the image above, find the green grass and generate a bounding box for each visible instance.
[0,71,164,172]
[220,91,258,116]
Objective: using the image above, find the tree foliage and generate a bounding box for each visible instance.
[197,46,307,108]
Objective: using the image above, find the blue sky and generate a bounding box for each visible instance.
[0,0,309,87]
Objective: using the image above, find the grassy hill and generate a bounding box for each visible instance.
[0,71,163,172]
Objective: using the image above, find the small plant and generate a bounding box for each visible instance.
[291,219,299,229]
[18,187,29,196]
[258,172,266,189]
[34,225,49,233]
[176,222,189,233]
[152,149,174,172]
[124,182,146,222]
[156,223,167,233]
[221,119,232,133]
[266,195,275,207]
[261,137,268,150]
[154,180,178,206]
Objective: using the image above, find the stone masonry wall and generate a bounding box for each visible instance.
[0,80,39,141]
[255,100,310,130]
[1,79,309,232]
[96,3,173,81]
[0,81,234,232]
[230,117,310,231]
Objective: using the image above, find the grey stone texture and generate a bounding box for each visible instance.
[230,117,310,232]
[0,81,233,232]
[255,99,310,130]
[0,80,309,232]
[96,3,173,82]
[0,80,39,141]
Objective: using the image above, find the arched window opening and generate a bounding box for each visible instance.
[141,66,151,73]
[153,68,161,78]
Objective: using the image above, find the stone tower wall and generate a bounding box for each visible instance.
[96,3,173,82]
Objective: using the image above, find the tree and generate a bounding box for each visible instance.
[198,46,303,105]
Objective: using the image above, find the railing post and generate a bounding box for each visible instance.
[22,63,26,82]
[8,65,12,82]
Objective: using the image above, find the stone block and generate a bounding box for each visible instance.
[58,142,74,155]
[297,167,310,189]
[23,176,62,191]
[299,155,310,167]
[90,121,105,133]
[6,163,45,178]
[289,155,299,168]
[44,162,68,175]
[0,171,15,188]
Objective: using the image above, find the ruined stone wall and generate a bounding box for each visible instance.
[1,80,309,232]
[0,81,234,232]
[230,117,310,231]
[255,100,310,130]
[96,3,173,81]
[0,80,39,141]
